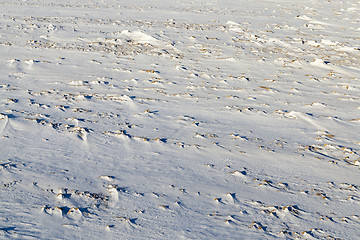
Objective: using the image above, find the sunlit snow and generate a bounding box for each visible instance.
[0,0,360,239]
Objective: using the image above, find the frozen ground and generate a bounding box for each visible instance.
[0,0,360,239]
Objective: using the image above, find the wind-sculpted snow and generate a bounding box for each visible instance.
[0,0,360,239]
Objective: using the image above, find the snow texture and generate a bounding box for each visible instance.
[0,0,360,239]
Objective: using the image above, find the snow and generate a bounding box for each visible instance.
[0,0,360,239]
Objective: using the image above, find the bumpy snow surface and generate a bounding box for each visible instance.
[1,0,360,239]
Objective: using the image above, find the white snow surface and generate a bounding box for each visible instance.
[1,0,360,239]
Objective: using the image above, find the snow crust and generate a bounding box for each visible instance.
[0,0,360,239]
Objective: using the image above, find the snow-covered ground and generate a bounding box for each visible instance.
[1,0,360,239]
